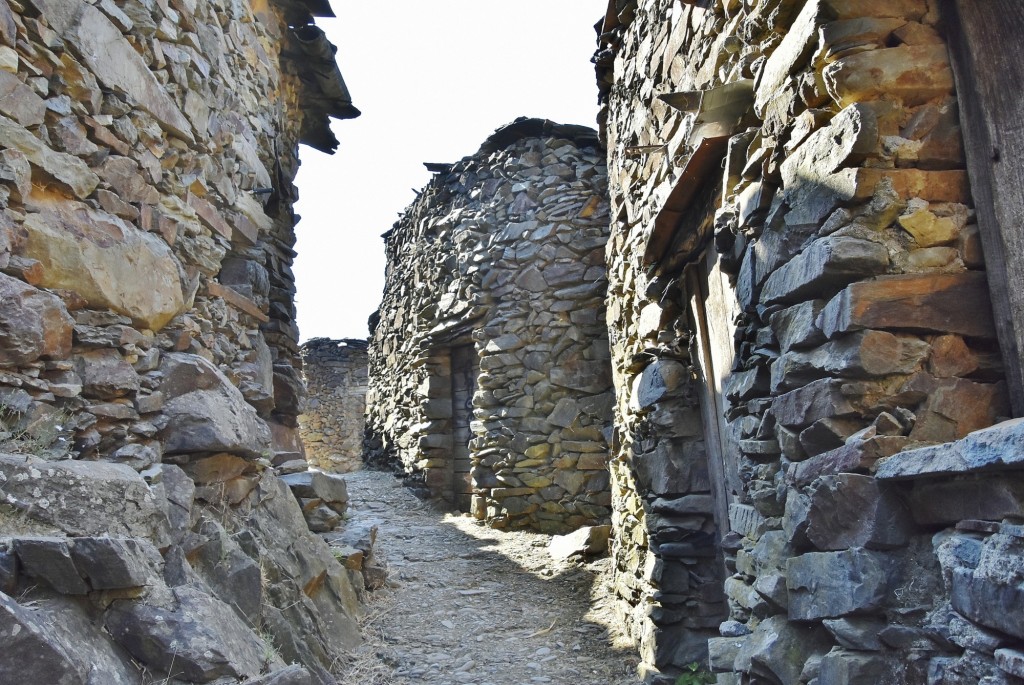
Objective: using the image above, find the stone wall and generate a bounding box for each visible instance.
[595,1,1019,683]
[0,1,368,683]
[365,118,614,533]
[300,337,368,473]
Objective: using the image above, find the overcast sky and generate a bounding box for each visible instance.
[292,1,607,342]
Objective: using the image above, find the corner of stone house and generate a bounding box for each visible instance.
[0,0,371,683]
[363,117,614,535]
[594,0,1024,683]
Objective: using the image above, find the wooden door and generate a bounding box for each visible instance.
[450,345,477,512]
[945,0,1024,416]
[686,248,743,538]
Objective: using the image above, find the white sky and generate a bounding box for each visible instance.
[292,0,607,342]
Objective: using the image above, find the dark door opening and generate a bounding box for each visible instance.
[450,344,478,512]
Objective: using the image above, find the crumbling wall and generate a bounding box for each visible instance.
[300,337,368,473]
[0,0,367,683]
[596,1,1016,683]
[365,118,613,533]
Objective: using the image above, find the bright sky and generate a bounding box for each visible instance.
[292,1,607,342]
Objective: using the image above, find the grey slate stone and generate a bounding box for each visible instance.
[818,650,902,685]
[13,537,89,595]
[822,617,886,651]
[951,533,1024,640]
[158,352,271,458]
[104,585,267,682]
[0,454,169,544]
[802,474,912,550]
[787,548,893,620]
[732,614,831,685]
[636,359,690,408]
[760,236,889,306]
[0,591,84,684]
[876,418,1024,480]
[70,537,162,590]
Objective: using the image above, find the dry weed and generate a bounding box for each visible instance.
[332,589,399,685]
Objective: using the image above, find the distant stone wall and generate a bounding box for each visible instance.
[366,118,613,533]
[300,338,368,473]
[596,1,1015,683]
[0,1,368,683]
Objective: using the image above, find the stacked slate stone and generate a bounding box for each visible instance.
[300,338,369,473]
[596,0,1016,683]
[0,0,366,683]
[365,117,614,534]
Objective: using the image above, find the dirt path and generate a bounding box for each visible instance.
[334,469,642,685]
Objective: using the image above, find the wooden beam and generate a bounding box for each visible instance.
[206,281,270,323]
[945,0,1024,416]
[644,80,754,269]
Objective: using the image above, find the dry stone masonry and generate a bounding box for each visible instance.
[365,118,614,534]
[0,0,369,683]
[300,337,369,473]
[594,0,1023,683]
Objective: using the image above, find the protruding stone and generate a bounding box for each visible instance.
[818,271,996,339]
[787,548,893,620]
[158,353,271,458]
[824,45,954,107]
[760,236,889,306]
[22,199,185,331]
[0,272,73,366]
[802,474,912,550]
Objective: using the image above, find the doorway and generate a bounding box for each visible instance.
[450,344,478,512]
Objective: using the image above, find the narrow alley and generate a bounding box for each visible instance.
[334,470,642,685]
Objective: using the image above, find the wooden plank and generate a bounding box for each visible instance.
[206,281,270,322]
[644,135,730,266]
[645,81,754,269]
[945,0,1024,416]
[686,253,740,542]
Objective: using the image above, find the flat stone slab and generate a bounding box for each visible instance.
[875,418,1024,480]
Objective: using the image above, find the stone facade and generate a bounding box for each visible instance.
[0,1,367,683]
[365,118,613,533]
[595,1,1021,683]
[300,337,368,473]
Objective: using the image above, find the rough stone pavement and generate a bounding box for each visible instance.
[335,469,642,685]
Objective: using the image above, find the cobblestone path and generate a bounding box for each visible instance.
[335,469,642,685]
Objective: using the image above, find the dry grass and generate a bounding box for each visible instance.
[332,590,399,685]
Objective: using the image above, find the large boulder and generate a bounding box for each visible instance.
[732,615,831,685]
[158,353,271,458]
[104,585,270,682]
[0,454,170,545]
[20,198,185,331]
[0,272,73,366]
[0,591,84,685]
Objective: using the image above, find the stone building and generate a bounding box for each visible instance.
[300,337,369,472]
[595,0,1024,683]
[365,117,613,533]
[0,0,367,682]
